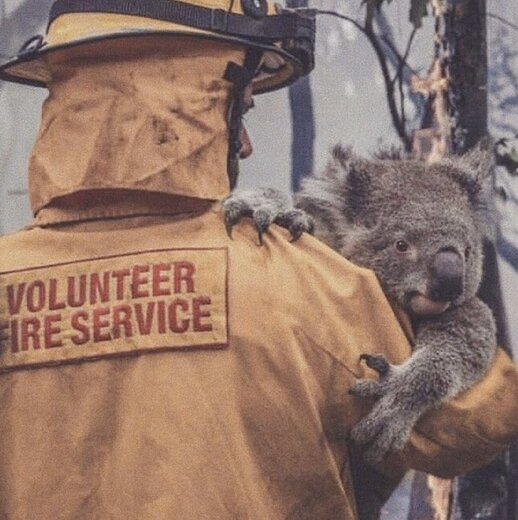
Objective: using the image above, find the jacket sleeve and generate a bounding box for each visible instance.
[387,347,518,478]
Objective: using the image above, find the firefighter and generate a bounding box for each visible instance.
[0,1,516,518]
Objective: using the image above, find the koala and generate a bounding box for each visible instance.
[223,144,497,465]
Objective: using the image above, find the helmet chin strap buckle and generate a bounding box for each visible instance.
[210,9,229,31]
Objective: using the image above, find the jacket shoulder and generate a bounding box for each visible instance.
[0,227,37,269]
[227,220,412,373]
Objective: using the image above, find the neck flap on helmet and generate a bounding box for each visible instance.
[42,0,314,188]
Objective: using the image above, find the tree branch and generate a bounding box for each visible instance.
[363,11,412,150]
[498,235,518,271]
[386,27,418,87]
[0,0,51,56]
[488,12,518,34]
[300,9,365,34]
[304,8,412,151]
[398,65,406,135]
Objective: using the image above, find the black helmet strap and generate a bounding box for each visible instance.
[48,0,315,43]
[223,48,263,189]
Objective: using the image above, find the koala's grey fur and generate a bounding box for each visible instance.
[223,144,497,466]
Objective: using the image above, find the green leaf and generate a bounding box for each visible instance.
[409,0,429,28]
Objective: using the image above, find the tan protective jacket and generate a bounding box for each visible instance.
[1,49,517,519]
[0,199,517,519]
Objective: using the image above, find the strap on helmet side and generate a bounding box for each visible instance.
[223,48,263,189]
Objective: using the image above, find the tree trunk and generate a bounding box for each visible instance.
[285,0,315,192]
[445,2,514,518]
[409,1,515,519]
[288,76,315,191]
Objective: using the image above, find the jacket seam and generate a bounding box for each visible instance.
[294,328,362,378]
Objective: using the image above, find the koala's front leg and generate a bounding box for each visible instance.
[349,357,420,464]
[223,188,314,244]
[349,298,496,464]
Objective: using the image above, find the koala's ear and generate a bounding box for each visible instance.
[458,138,495,186]
[371,144,406,161]
[332,145,378,225]
[297,145,376,237]
[447,140,496,241]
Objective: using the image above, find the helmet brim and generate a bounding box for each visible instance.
[0,30,303,94]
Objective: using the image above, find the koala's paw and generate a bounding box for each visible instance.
[274,209,315,242]
[350,400,414,464]
[359,353,390,376]
[349,355,414,462]
[223,195,253,238]
[348,354,394,398]
[222,189,313,245]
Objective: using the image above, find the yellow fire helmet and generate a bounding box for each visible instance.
[0,0,315,94]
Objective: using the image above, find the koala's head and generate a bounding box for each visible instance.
[297,144,495,316]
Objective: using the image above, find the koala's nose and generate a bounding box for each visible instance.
[429,249,464,301]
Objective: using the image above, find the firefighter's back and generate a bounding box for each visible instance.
[0,206,412,519]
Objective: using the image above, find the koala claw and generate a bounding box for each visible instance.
[222,192,314,245]
[253,209,274,246]
[349,354,394,398]
[225,217,236,239]
[275,209,315,242]
[223,198,251,239]
[360,353,390,376]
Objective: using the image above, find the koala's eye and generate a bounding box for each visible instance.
[395,240,409,252]
[465,246,471,260]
